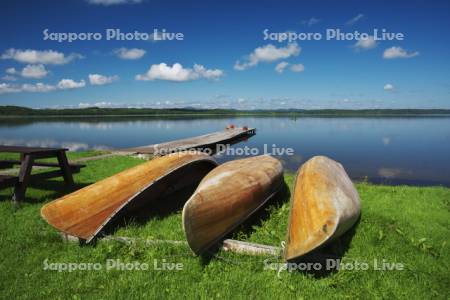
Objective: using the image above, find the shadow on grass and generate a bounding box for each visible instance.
[94,160,216,241]
[100,183,198,237]
[0,179,90,204]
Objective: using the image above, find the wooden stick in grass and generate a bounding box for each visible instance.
[60,233,282,256]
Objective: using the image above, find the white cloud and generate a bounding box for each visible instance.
[383,46,419,59]
[234,43,301,70]
[346,13,364,26]
[353,36,377,50]
[87,0,142,5]
[275,61,289,73]
[21,83,56,93]
[192,64,224,80]
[114,48,146,60]
[57,79,86,89]
[136,63,224,82]
[274,62,305,73]
[384,83,395,91]
[88,74,119,85]
[0,78,87,94]
[21,64,48,79]
[6,67,17,75]
[1,49,82,65]
[0,83,20,94]
[78,101,115,108]
[4,65,48,79]
[301,17,321,26]
[290,64,305,72]
[2,75,16,81]
[0,82,56,94]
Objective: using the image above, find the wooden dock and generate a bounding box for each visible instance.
[119,127,256,155]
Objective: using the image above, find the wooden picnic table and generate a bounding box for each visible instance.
[0,145,84,206]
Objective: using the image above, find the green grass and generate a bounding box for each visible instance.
[0,153,449,299]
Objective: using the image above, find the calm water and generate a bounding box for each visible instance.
[1,116,449,186]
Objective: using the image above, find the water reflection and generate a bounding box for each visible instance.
[0,138,111,151]
[0,116,449,186]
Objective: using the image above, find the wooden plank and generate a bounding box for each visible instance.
[61,234,282,257]
[119,127,256,155]
[103,236,188,246]
[222,239,282,256]
[30,165,82,181]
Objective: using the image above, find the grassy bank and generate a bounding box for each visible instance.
[0,152,449,299]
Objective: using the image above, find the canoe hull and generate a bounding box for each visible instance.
[284,156,361,262]
[41,152,217,243]
[183,155,284,255]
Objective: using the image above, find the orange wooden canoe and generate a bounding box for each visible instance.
[183,155,284,255]
[41,151,217,243]
[284,156,361,261]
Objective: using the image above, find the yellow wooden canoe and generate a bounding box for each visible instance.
[183,155,284,255]
[284,156,361,261]
[41,151,217,243]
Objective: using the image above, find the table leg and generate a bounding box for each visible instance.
[57,151,74,186]
[13,154,34,206]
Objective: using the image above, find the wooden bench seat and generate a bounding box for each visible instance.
[0,161,16,169]
[0,163,85,190]
[0,175,19,189]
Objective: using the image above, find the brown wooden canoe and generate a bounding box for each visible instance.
[284,156,361,261]
[183,155,284,255]
[41,151,217,243]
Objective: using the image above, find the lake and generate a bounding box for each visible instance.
[1,116,449,186]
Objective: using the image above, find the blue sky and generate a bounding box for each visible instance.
[0,0,449,109]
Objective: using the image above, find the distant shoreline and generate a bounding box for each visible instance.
[1,105,450,118]
[2,114,450,119]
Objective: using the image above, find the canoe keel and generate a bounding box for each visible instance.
[284,156,361,262]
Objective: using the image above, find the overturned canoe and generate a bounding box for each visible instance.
[41,151,217,243]
[284,156,361,262]
[183,155,284,255]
